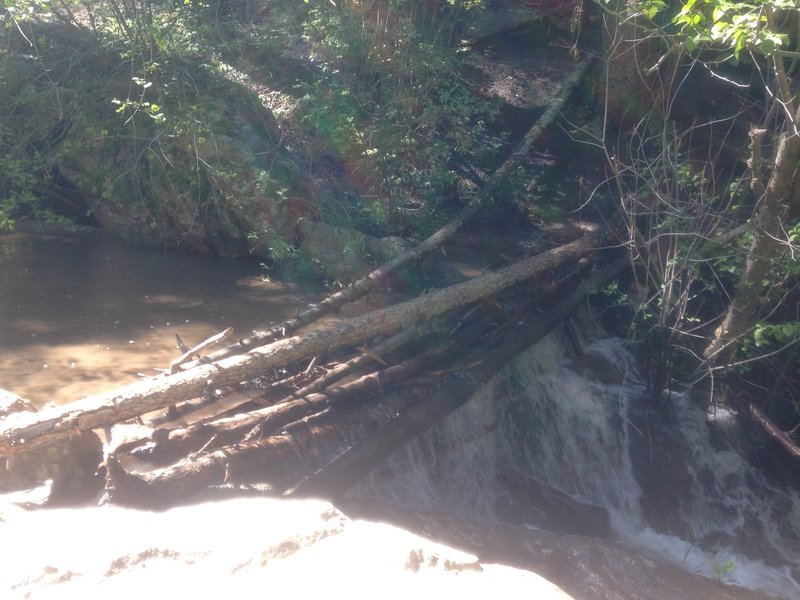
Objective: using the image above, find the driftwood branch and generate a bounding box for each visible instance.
[170,327,234,373]
[749,403,800,460]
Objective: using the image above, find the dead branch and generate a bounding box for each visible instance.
[749,403,800,460]
[170,327,235,373]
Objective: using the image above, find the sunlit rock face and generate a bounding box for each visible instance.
[0,497,574,599]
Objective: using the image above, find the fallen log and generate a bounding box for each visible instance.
[114,354,430,468]
[112,315,493,468]
[105,383,421,508]
[178,59,594,371]
[106,254,627,508]
[142,258,590,457]
[0,227,607,458]
[113,262,590,466]
[290,325,423,398]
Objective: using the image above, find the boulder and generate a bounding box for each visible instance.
[0,497,577,599]
[297,220,415,281]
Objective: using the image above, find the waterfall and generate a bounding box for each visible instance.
[350,327,800,599]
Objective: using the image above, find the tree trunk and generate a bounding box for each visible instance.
[116,261,594,469]
[289,254,628,499]
[703,111,800,368]
[114,353,432,468]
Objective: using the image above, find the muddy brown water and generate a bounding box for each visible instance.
[0,227,335,407]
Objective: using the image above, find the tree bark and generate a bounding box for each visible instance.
[104,384,419,508]
[114,353,430,468]
[749,403,800,461]
[0,226,607,459]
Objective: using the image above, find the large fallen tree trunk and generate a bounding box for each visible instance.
[114,351,436,468]
[0,226,608,459]
[106,254,627,508]
[105,374,440,508]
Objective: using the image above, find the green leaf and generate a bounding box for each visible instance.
[643,0,667,20]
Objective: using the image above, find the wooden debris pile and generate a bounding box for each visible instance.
[0,237,624,508]
[0,60,624,509]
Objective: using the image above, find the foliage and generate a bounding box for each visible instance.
[602,0,796,57]
[1,0,505,247]
[595,0,800,405]
[0,72,67,228]
[711,557,736,581]
[295,0,502,237]
[674,0,792,57]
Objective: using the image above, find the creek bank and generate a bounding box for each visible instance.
[3,21,308,257]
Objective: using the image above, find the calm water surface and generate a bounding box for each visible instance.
[0,228,314,406]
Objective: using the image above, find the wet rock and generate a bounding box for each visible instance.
[296,219,372,280]
[464,7,542,43]
[6,430,101,486]
[344,501,783,600]
[496,468,611,538]
[296,220,416,280]
[366,235,415,265]
[0,498,576,598]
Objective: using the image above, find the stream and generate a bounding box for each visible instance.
[1,228,799,599]
[0,226,324,406]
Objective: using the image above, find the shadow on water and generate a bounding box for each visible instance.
[0,227,310,406]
